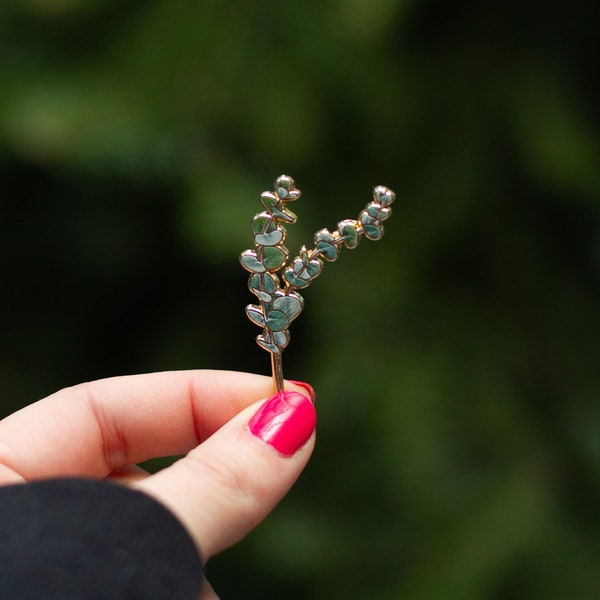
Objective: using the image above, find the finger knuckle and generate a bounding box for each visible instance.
[185,451,263,513]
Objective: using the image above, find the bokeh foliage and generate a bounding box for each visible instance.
[1,1,599,598]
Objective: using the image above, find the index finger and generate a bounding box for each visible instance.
[0,370,298,483]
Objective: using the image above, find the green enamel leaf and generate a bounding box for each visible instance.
[255,230,284,246]
[273,294,303,320]
[316,240,338,261]
[307,261,321,277]
[363,223,384,240]
[374,186,395,207]
[272,330,290,348]
[314,228,340,261]
[265,309,288,331]
[245,305,265,327]
[360,210,384,240]
[262,246,287,270]
[257,335,280,354]
[252,212,284,246]
[251,212,274,234]
[338,219,360,249]
[240,250,266,273]
[248,273,279,302]
[260,191,278,211]
[366,201,391,221]
[284,268,310,289]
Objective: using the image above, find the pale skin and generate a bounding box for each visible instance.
[0,370,316,599]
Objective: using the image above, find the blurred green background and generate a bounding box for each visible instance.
[1,0,599,598]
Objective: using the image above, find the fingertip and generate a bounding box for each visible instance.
[248,391,316,456]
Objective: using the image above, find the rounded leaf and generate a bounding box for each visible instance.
[272,293,303,321]
[257,335,280,354]
[337,219,361,249]
[314,229,341,261]
[363,224,384,240]
[245,304,265,327]
[284,268,310,289]
[366,201,391,221]
[306,258,322,277]
[274,175,295,197]
[240,249,266,273]
[248,273,279,302]
[373,186,395,207]
[360,210,384,240]
[272,330,290,348]
[260,191,279,211]
[255,229,284,246]
[265,309,289,332]
[252,212,285,246]
[262,246,288,270]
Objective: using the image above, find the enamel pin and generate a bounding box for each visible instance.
[240,175,396,394]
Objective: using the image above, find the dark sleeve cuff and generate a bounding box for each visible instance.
[0,478,203,599]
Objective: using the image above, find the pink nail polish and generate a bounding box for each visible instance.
[248,391,317,456]
[289,380,316,402]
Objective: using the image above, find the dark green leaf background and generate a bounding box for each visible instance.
[1,1,598,598]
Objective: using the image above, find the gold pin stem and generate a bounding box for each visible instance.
[271,352,285,395]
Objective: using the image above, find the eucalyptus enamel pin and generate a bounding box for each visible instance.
[241,175,396,393]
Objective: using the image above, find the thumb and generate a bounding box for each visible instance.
[135,390,316,559]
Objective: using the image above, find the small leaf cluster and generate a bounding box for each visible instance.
[283,185,396,288]
[240,176,303,354]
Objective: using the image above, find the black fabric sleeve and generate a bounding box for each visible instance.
[0,478,203,599]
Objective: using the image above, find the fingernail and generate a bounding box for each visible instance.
[248,391,317,456]
[289,380,316,402]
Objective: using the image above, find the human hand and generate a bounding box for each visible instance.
[0,370,316,598]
